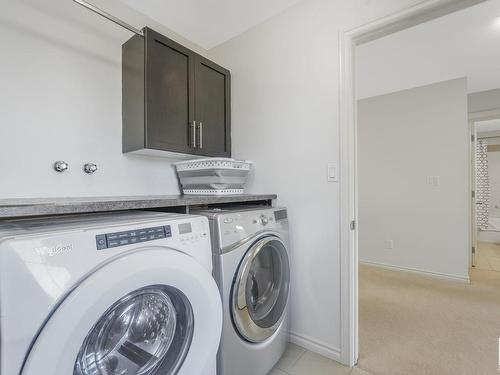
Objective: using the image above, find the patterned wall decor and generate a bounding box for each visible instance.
[476,139,490,230]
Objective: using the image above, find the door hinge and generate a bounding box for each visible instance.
[471,134,475,142]
[350,220,356,231]
[472,190,475,198]
[472,246,476,254]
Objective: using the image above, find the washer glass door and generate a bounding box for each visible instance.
[232,236,290,343]
[74,285,193,375]
[20,248,222,375]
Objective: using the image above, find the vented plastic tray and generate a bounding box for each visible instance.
[174,158,252,196]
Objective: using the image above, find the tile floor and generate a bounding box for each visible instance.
[268,343,372,375]
[475,241,500,271]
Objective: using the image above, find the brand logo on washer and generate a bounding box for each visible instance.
[35,244,73,257]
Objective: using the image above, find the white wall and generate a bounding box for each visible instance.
[356,0,500,99]
[208,0,425,358]
[358,78,470,281]
[0,0,207,198]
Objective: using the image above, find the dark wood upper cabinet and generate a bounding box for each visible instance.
[194,57,231,157]
[145,29,195,153]
[122,27,231,157]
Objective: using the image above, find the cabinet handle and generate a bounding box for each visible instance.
[198,122,203,149]
[191,121,197,148]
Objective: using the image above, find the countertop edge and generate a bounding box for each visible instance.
[0,194,277,219]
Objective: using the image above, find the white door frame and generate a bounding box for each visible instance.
[470,119,477,268]
[469,110,500,266]
[338,0,488,366]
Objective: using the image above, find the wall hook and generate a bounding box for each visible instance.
[53,161,69,172]
[83,163,98,174]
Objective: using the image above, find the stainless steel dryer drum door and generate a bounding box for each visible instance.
[231,236,290,343]
[74,285,193,375]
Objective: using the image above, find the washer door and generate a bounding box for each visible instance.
[21,248,222,375]
[232,236,290,343]
[73,285,193,375]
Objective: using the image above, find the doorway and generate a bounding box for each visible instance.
[472,117,500,270]
[339,0,496,369]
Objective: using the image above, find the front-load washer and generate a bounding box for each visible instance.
[0,211,222,375]
[195,206,290,375]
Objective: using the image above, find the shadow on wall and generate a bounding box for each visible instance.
[0,0,125,67]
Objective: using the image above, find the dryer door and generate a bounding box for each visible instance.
[21,248,222,375]
[232,236,290,343]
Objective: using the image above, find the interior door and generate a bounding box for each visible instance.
[21,248,222,375]
[146,28,196,154]
[194,56,231,157]
[232,236,290,343]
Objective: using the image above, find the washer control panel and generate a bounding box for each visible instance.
[96,225,172,250]
[178,222,208,244]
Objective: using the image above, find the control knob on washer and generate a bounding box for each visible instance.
[259,215,269,226]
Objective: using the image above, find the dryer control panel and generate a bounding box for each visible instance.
[95,225,172,250]
[215,208,288,249]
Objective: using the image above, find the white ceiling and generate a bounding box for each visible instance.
[117,0,303,49]
[356,0,500,99]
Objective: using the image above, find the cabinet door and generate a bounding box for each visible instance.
[194,57,231,157]
[145,28,196,153]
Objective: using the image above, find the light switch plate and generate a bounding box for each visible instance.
[425,176,441,186]
[327,163,338,182]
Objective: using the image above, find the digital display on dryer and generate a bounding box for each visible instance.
[274,209,288,221]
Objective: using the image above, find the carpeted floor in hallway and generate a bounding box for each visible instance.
[358,264,500,375]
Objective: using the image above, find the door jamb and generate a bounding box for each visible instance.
[338,0,488,367]
[470,119,477,269]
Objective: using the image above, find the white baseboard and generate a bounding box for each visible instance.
[360,260,470,283]
[478,230,500,244]
[288,331,342,363]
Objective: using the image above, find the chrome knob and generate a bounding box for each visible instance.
[260,215,269,226]
[53,161,69,172]
[83,163,98,174]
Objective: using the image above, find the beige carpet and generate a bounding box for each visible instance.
[358,264,500,375]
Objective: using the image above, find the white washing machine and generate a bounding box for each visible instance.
[0,211,222,375]
[195,206,290,375]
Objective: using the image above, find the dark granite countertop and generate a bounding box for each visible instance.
[0,194,277,219]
